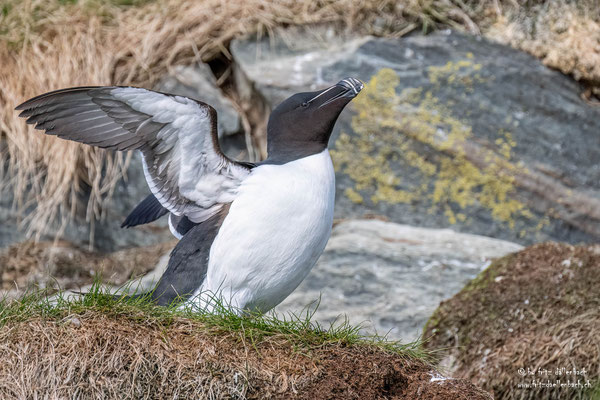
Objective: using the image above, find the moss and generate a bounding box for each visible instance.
[423,253,514,340]
[344,187,364,204]
[587,381,600,400]
[428,59,485,89]
[461,253,513,294]
[422,309,441,339]
[332,66,542,233]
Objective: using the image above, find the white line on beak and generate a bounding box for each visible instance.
[307,86,336,104]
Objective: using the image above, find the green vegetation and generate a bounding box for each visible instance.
[0,283,429,360]
[0,284,492,398]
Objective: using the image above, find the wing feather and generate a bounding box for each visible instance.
[16,86,251,225]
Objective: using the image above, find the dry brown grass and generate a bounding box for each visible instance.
[0,239,175,293]
[0,310,492,399]
[489,1,600,92]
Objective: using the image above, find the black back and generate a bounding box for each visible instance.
[150,205,230,306]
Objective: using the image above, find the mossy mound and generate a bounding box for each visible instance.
[0,293,492,399]
[423,243,600,399]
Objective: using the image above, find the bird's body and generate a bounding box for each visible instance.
[196,149,335,312]
[16,77,363,313]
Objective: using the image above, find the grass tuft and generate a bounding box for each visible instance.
[0,282,498,398]
[423,243,600,400]
[0,281,430,361]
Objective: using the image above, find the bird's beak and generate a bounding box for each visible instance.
[307,78,364,109]
[335,77,364,96]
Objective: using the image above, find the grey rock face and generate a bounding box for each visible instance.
[87,152,174,251]
[0,193,27,249]
[231,29,600,245]
[276,219,523,342]
[231,26,369,106]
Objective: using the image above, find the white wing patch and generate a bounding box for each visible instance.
[110,87,250,223]
[16,85,251,228]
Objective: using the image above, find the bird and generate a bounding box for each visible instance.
[15,77,364,313]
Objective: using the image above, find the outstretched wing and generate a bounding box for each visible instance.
[16,86,250,224]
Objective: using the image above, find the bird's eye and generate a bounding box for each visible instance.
[301,102,309,108]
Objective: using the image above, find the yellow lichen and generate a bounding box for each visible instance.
[344,187,364,204]
[428,60,486,88]
[332,64,540,233]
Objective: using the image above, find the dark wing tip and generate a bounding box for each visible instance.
[121,215,138,229]
[14,86,106,112]
[121,193,168,228]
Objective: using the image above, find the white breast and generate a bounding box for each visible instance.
[187,149,335,313]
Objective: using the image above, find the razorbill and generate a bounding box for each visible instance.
[16,77,364,313]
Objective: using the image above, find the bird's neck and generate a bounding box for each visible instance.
[264,138,328,165]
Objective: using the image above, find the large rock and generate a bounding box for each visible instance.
[231,28,600,245]
[277,219,522,342]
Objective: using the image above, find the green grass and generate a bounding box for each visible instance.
[0,282,431,361]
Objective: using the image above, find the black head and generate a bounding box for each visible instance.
[265,77,364,164]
